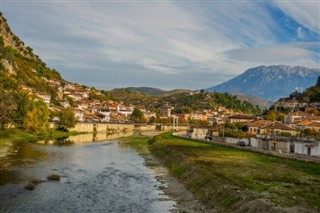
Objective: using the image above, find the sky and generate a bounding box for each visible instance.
[1,0,320,90]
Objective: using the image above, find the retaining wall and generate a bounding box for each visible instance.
[49,122,189,133]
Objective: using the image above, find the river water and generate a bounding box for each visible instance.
[0,132,176,213]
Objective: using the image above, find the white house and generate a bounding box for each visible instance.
[72,108,84,122]
[293,141,320,157]
[97,109,111,122]
[37,93,51,104]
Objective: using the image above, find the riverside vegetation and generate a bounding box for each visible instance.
[124,132,320,212]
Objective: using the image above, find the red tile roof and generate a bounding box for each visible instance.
[247,120,272,127]
[261,121,295,131]
[306,122,320,127]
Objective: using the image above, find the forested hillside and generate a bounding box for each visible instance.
[159,91,261,114]
[303,76,320,102]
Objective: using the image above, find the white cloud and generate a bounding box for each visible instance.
[273,0,320,33]
[225,42,319,68]
[2,1,319,90]
[297,27,306,40]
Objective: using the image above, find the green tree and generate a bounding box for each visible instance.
[149,116,157,123]
[130,108,144,123]
[0,92,15,130]
[23,100,50,134]
[13,91,32,128]
[57,108,77,131]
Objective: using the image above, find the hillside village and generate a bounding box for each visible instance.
[35,75,320,159]
[34,78,245,125]
[1,10,320,160]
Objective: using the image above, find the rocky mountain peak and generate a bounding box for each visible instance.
[206,65,320,100]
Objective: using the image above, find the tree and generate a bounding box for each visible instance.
[23,100,50,134]
[0,72,21,129]
[57,108,77,131]
[0,92,15,130]
[13,91,32,128]
[149,116,157,124]
[267,111,277,121]
[130,108,144,123]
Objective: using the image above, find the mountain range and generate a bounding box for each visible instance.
[206,65,320,101]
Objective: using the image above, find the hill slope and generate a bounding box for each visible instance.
[233,93,273,108]
[206,65,320,100]
[124,87,191,97]
[0,12,63,103]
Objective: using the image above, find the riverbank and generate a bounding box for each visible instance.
[120,132,208,213]
[123,132,320,212]
[0,128,84,143]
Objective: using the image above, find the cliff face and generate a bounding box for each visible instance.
[0,12,62,104]
[0,13,34,59]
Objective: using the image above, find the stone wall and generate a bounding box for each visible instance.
[49,122,188,134]
[191,128,208,139]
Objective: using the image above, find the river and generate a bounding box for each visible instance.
[0,132,176,213]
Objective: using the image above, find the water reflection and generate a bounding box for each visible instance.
[38,131,135,145]
[0,132,134,185]
[0,131,175,212]
[0,140,46,185]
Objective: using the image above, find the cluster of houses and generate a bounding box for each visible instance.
[33,80,131,123]
[168,106,240,125]
[191,112,320,157]
[33,79,243,125]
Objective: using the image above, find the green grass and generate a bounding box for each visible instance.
[0,128,85,143]
[119,135,151,155]
[124,132,320,212]
[0,128,37,143]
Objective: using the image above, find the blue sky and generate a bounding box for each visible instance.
[1,0,319,90]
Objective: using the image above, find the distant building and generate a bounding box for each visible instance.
[260,121,297,137]
[284,112,310,125]
[304,121,320,132]
[72,108,85,122]
[37,93,51,104]
[59,100,70,108]
[247,120,272,135]
[160,106,173,117]
[96,108,111,122]
[228,114,254,123]
[117,106,133,117]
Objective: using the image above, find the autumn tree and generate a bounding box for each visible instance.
[23,100,50,134]
[57,108,77,131]
[267,111,277,121]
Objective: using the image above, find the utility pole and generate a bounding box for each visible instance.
[173,116,178,132]
[222,121,225,140]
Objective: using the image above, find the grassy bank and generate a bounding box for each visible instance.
[120,135,151,155]
[124,132,320,212]
[0,128,83,143]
